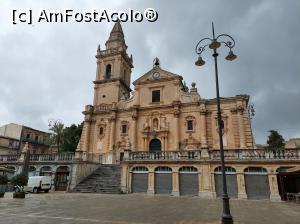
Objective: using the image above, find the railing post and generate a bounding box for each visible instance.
[124,149,131,160]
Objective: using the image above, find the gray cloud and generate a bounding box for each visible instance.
[0,0,299,143]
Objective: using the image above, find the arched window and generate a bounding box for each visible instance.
[214,166,236,174]
[40,166,52,176]
[276,166,294,173]
[244,167,267,174]
[56,166,69,173]
[105,64,112,79]
[155,166,172,173]
[132,166,148,173]
[179,166,198,173]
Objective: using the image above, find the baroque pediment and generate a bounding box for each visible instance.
[132,67,182,86]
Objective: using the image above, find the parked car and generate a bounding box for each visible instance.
[14,176,52,193]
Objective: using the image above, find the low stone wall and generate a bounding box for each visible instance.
[68,162,100,191]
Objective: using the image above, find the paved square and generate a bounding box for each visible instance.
[0,192,299,224]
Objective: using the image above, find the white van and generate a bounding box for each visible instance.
[25,176,52,193]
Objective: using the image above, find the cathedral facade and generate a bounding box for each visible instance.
[73,22,299,200]
[78,22,253,164]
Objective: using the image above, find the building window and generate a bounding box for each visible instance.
[105,64,112,79]
[187,120,193,131]
[99,127,104,135]
[121,124,127,134]
[152,90,160,102]
[98,126,105,140]
[35,136,39,141]
[26,134,30,139]
[185,116,196,132]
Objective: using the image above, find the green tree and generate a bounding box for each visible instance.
[61,123,83,152]
[267,130,285,151]
[48,119,64,152]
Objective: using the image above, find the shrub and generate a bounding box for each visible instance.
[11,174,28,187]
[0,175,8,185]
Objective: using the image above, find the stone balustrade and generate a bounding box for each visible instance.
[0,154,19,162]
[125,148,300,162]
[128,150,201,161]
[0,153,74,164]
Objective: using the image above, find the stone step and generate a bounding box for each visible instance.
[71,164,122,194]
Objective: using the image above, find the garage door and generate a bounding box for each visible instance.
[155,167,172,194]
[244,167,270,199]
[179,166,198,195]
[214,166,238,198]
[132,167,148,193]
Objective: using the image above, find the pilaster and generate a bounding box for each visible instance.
[237,173,247,199]
[200,106,208,148]
[268,173,281,201]
[237,105,246,148]
[147,168,155,195]
[171,167,180,196]
[198,164,216,198]
[173,102,180,150]
[131,107,138,150]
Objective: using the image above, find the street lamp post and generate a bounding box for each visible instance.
[195,23,237,224]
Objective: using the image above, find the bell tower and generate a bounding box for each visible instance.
[93,21,133,105]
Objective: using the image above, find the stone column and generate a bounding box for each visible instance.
[237,173,247,199]
[200,108,208,148]
[237,106,246,148]
[171,167,180,196]
[109,112,116,163]
[268,173,281,201]
[143,137,147,151]
[198,164,216,198]
[173,103,180,150]
[174,116,179,149]
[165,137,168,150]
[109,119,116,149]
[131,108,138,150]
[128,171,132,194]
[83,123,91,152]
[147,166,155,195]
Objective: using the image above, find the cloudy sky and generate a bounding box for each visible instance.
[0,0,299,144]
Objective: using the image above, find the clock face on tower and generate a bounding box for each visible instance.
[152,72,160,79]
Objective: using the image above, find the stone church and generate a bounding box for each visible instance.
[78,21,253,164]
[71,22,299,200]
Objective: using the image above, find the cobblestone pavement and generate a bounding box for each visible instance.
[0,192,299,224]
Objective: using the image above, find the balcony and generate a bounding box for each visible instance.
[125,148,300,162]
[21,137,49,146]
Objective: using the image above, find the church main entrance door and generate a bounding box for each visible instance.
[149,138,161,152]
